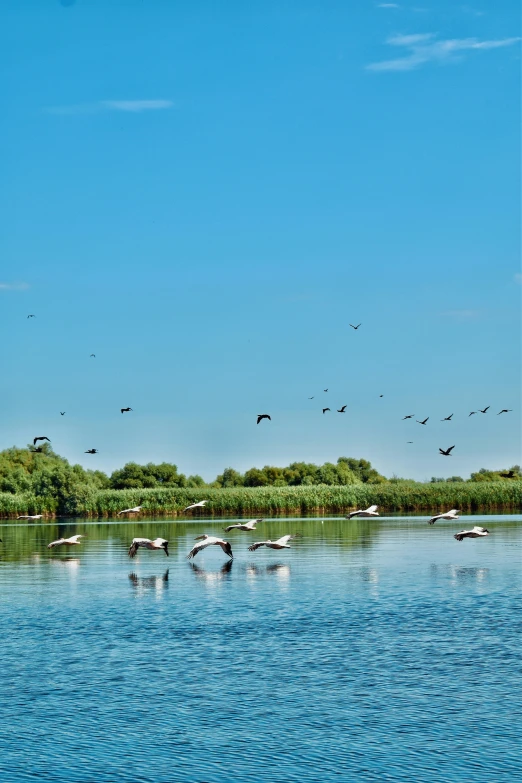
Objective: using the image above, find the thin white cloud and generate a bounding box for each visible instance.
[367,33,520,71]
[378,3,400,7]
[0,282,29,291]
[45,100,174,115]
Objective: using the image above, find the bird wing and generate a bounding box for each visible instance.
[275,535,294,546]
[186,539,213,559]
[219,541,233,558]
[224,524,238,532]
[128,541,141,558]
[447,446,455,453]
[366,505,378,513]
[248,541,267,552]
[68,535,82,543]
[447,509,459,515]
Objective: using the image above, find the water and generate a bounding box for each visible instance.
[1,515,520,782]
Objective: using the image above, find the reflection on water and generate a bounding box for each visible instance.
[0,515,520,783]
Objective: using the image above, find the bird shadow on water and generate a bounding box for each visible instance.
[129,570,169,591]
[430,564,490,583]
[244,562,291,579]
[189,560,233,581]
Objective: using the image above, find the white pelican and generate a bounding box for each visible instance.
[223,519,263,532]
[345,505,379,519]
[117,506,142,515]
[186,535,233,560]
[128,538,169,558]
[248,534,298,552]
[17,514,43,520]
[47,534,83,549]
[183,500,208,512]
[428,509,460,525]
[454,527,489,541]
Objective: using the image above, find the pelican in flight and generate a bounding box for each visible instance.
[428,509,460,525]
[47,534,83,549]
[416,417,429,425]
[224,519,263,532]
[121,407,133,414]
[17,514,43,520]
[454,526,489,541]
[33,436,50,446]
[117,506,142,515]
[439,445,455,456]
[257,414,271,424]
[345,505,379,519]
[186,535,233,560]
[85,448,98,454]
[183,500,208,512]
[128,538,169,558]
[248,534,299,552]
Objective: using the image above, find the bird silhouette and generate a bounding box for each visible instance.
[479,406,490,414]
[33,436,50,446]
[497,409,512,415]
[257,414,271,424]
[349,324,361,330]
[60,412,66,416]
[90,354,95,358]
[407,441,413,444]
[469,411,477,417]
[121,407,133,414]
[323,389,328,392]
[439,445,455,456]
[416,417,429,425]
[85,448,98,454]
[441,414,453,421]
[402,415,414,420]
[337,405,347,413]
[308,396,314,399]
[322,408,330,414]
[379,395,383,398]
[27,314,35,318]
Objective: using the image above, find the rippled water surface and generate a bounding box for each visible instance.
[1,515,520,782]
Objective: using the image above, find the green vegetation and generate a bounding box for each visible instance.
[0,445,520,518]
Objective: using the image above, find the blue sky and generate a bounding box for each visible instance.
[1,0,520,481]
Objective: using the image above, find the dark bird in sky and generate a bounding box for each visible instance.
[308,396,314,399]
[441,414,453,421]
[439,445,455,456]
[469,411,477,417]
[257,414,271,424]
[379,395,383,398]
[402,415,414,420]
[323,389,328,392]
[60,412,66,416]
[479,406,490,414]
[349,324,361,330]
[90,354,96,358]
[27,314,35,318]
[33,436,50,446]
[416,417,429,425]
[407,441,413,444]
[337,405,347,413]
[322,408,330,414]
[85,448,98,454]
[121,407,133,414]
[497,409,512,415]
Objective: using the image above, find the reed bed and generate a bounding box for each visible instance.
[0,481,520,519]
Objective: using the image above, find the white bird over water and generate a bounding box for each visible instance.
[428,509,460,525]
[17,514,43,520]
[187,535,233,560]
[117,506,142,515]
[454,526,489,541]
[128,538,169,558]
[345,505,379,519]
[223,519,263,532]
[183,500,209,512]
[47,534,83,549]
[248,534,299,552]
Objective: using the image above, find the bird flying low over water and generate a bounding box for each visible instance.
[479,407,490,414]
[183,500,209,512]
[129,538,169,558]
[346,505,379,519]
[428,509,460,525]
[349,324,361,330]
[454,527,489,541]
[121,407,133,414]
[223,519,263,532]
[439,445,455,456]
[47,535,83,549]
[248,534,299,552]
[33,436,50,446]
[337,405,347,413]
[117,506,142,515]
[441,414,453,421]
[85,448,98,454]
[187,535,233,560]
[257,414,271,424]
[403,415,414,420]
[416,417,429,425]
[17,514,43,520]
[497,409,512,415]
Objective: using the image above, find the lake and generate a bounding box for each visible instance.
[0,514,520,783]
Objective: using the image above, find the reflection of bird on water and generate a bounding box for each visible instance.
[129,570,169,590]
[454,526,489,541]
[47,534,83,549]
[189,560,233,580]
[128,538,169,558]
[248,534,299,552]
[245,563,290,578]
[224,519,262,532]
[428,508,460,525]
[187,535,233,560]
[346,505,379,519]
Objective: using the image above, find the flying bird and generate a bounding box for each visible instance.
[323,389,328,392]
[402,415,414,420]
[346,505,379,519]
[90,354,96,358]
[224,519,263,532]
[186,535,233,560]
[416,417,429,425]
[497,409,512,415]
[248,534,299,552]
[27,314,35,318]
[117,506,142,515]
[454,526,489,541]
[17,514,43,520]
[479,406,490,414]
[439,445,455,456]
[469,411,477,417]
[47,534,83,549]
[85,448,98,454]
[407,441,413,444]
[428,509,460,525]
[257,414,271,424]
[441,414,453,421]
[128,537,169,558]
[322,408,330,414]
[349,324,361,330]
[308,397,314,399]
[121,407,133,414]
[60,412,66,416]
[33,436,50,446]
[337,405,347,413]
[183,500,208,512]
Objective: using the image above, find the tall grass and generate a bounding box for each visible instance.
[0,481,521,519]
